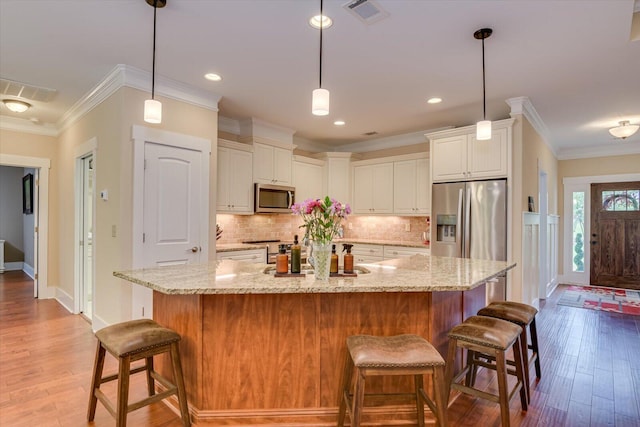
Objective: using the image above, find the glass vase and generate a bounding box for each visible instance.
[311,242,332,281]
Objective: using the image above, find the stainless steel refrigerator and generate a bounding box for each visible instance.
[431,179,507,303]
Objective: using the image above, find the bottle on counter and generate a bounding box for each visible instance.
[342,244,354,274]
[291,234,301,274]
[276,244,289,274]
[330,244,339,274]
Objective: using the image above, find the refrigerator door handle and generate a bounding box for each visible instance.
[464,187,471,258]
[457,188,464,257]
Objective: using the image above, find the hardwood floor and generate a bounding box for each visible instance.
[1,270,639,426]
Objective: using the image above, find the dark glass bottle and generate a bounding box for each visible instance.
[291,235,301,274]
[330,244,339,274]
[276,244,289,274]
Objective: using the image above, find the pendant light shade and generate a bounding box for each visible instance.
[609,120,639,139]
[474,28,493,140]
[312,88,330,116]
[144,99,162,123]
[312,0,329,116]
[144,0,165,124]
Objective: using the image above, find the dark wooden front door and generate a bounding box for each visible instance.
[590,182,640,289]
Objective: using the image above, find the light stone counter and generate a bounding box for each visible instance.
[114,255,515,295]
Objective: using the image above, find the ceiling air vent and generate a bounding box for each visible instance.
[0,78,57,102]
[363,131,378,136]
[343,0,389,25]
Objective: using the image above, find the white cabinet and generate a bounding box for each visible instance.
[216,248,266,263]
[323,153,352,206]
[217,142,253,214]
[253,142,292,185]
[428,120,512,183]
[292,156,325,203]
[393,158,430,215]
[352,162,394,214]
[351,244,384,263]
[383,245,430,259]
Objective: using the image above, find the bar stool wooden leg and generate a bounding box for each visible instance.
[352,370,366,427]
[117,355,131,427]
[145,356,155,397]
[495,350,510,427]
[415,374,425,427]
[337,352,353,427]
[432,365,448,427]
[87,341,105,421]
[512,336,528,412]
[170,342,191,427]
[530,318,541,379]
[444,337,458,400]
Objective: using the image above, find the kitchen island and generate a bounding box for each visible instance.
[115,255,515,426]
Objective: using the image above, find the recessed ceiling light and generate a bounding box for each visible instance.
[334,120,345,126]
[309,14,333,29]
[204,73,222,82]
[2,99,31,113]
[427,97,442,104]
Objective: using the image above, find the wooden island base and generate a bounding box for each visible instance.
[154,285,485,426]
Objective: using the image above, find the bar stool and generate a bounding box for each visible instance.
[337,334,447,427]
[87,319,191,427]
[445,316,527,427]
[477,301,541,403]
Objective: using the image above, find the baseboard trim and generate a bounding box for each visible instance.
[55,287,74,313]
[92,313,110,333]
[4,261,23,271]
[23,263,34,279]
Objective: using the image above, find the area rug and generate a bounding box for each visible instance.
[558,285,640,316]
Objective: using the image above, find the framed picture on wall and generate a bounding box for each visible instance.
[23,173,33,215]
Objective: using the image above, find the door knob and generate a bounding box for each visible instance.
[190,246,199,253]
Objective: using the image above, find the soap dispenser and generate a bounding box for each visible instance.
[330,244,339,274]
[276,244,289,274]
[342,244,354,274]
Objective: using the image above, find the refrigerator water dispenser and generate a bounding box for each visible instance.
[436,214,457,242]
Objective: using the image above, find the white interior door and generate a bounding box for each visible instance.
[80,155,94,318]
[143,142,203,267]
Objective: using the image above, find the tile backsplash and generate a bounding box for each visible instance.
[216,214,430,245]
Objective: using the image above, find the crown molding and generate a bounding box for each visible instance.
[58,64,221,134]
[557,140,640,160]
[0,116,58,137]
[505,96,557,157]
[339,126,453,153]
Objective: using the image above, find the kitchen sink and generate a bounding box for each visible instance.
[263,264,370,275]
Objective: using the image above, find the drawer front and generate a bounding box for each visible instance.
[217,249,266,263]
[350,244,384,257]
[353,254,384,264]
[383,246,430,259]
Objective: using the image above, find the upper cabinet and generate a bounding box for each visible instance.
[323,153,352,206]
[292,156,325,203]
[428,119,514,183]
[393,157,430,215]
[352,162,394,214]
[253,142,292,185]
[217,140,254,214]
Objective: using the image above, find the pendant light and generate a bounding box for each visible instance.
[474,28,493,140]
[144,0,166,124]
[312,0,329,116]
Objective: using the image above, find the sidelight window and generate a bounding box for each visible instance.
[601,190,639,211]
[572,191,585,272]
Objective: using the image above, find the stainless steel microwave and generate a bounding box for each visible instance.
[254,183,295,213]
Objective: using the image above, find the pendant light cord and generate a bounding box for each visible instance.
[481,36,486,120]
[152,0,158,99]
[319,0,323,89]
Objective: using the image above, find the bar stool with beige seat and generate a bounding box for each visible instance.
[87,319,191,427]
[337,334,448,427]
[445,316,528,427]
[476,301,541,403]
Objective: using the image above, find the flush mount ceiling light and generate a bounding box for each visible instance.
[427,97,442,104]
[334,120,345,126]
[312,0,330,116]
[2,99,31,113]
[609,120,639,139]
[143,0,166,124]
[474,27,493,140]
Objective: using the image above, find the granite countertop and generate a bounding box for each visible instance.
[114,255,514,295]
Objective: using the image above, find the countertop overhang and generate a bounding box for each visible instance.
[114,255,515,295]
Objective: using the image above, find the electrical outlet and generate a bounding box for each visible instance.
[348,223,353,230]
[112,225,117,237]
[405,223,411,232]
